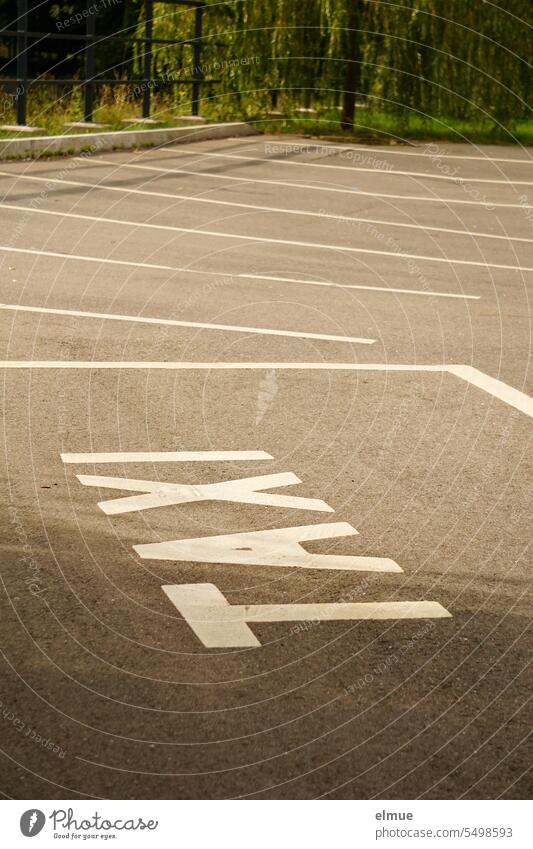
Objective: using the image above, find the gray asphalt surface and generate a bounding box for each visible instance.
[0,134,531,800]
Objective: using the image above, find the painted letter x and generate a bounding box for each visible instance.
[76,472,334,515]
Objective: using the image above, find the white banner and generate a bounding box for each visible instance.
[1,799,529,848]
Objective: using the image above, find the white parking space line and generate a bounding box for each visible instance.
[129,147,533,186]
[0,244,478,301]
[0,209,481,299]
[0,361,444,370]
[0,233,529,273]
[5,161,532,212]
[258,139,533,165]
[447,365,533,418]
[72,157,533,245]
[2,362,531,418]
[78,154,533,210]
[0,244,175,271]
[61,451,273,463]
[1,192,531,273]
[0,302,376,345]
[241,274,478,299]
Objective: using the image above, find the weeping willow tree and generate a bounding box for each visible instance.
[368,1,531,127]
[137,0,531,129]
[138,1,326,117]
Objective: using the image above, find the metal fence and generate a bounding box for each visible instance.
[1,0,212,126]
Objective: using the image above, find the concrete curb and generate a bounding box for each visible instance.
[0,121,260,160]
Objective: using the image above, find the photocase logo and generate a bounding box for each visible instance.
[256,369,279,425]
[20,809,46,837]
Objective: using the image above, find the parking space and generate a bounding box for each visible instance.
[0,134,531,799]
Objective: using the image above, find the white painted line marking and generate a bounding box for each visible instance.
[127,148,533,186]
[136,523,401,573]
[240,273,479,300]
[447,365,533,419]
[5,159,533,212]
[61,450,272,463]
[0,244,173,272]
[0,361,444,370]
[162,583,451,648]
[0,207,480,299]
[0,302,375,345]
[2,362,530,418]
[92,152,533,208]
[259,139,533,166]
[76,157,533,245]
[77,472,334,515]
[1,191,531,273]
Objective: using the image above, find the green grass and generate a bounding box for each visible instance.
[255,109,533,147]
[0,85,190,139]
[1,88,531,147]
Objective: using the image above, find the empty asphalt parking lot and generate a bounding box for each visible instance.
[0,133,531,799]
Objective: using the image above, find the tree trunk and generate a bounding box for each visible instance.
[341,4,363,130]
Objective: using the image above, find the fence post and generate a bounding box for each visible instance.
[16,0,28,126]
[84,0,95,122]
[142,0,153,119]
[191,4,203,116]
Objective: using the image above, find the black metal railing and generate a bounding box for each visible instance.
[1,0,211,126]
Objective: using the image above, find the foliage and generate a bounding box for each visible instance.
[0,1,530,139]
[141,0,531,127]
